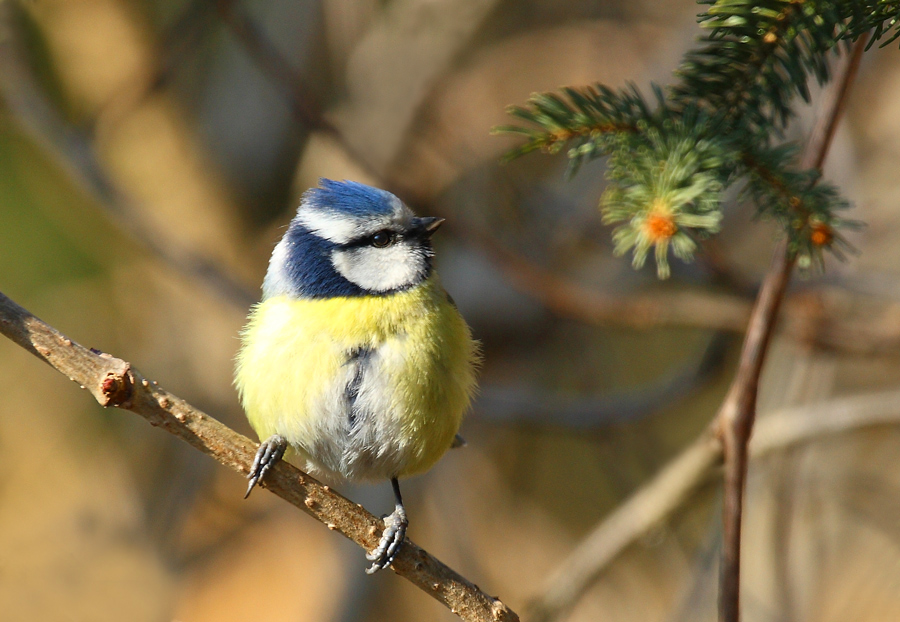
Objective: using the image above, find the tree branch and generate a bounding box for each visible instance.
[529,34,868,622]
[715,240,794,622]
[529,424,722,622]
[715,34,867,622]
[0,289,519,622]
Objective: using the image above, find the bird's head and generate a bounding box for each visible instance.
[263,179,445,299]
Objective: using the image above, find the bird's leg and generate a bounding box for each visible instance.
[245,434,288,498]
[365,477,408,574]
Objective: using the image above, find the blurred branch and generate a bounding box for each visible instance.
[530,37,867,622]
[529,385,900,622]
[96,0,215,131]
[0,289,519,622]
[215,0,325,129]
[472,231,752,331]
[529,424,720,622]
[715,35,865,622]
[215,0,405,192]
[467,227,900,355]
[475,332,730,428]
[0,2,257,309]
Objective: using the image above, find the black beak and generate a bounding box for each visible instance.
[415,217,445,237]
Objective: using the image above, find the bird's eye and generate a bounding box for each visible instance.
[371,231,393,248]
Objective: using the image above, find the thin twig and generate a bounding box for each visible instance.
[0,290,519,622]
[715,35,868,622]
[716,241,794,622]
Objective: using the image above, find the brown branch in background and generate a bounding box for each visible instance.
[528,385,900,622]
[95,0,215,131]
[0,2,258,310]
[0,290,519,622]
[469,228,900,354]
[472,230,753,331]
[714,34,868,622]
[215,0,326,131]
[530,36,869,622]
[3,1,900,355]
[528,427,722,622]
[214,0,416,200]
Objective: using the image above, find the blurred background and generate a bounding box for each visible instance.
[2,1,900,621]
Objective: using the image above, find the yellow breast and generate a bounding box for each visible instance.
[235,275,478,480]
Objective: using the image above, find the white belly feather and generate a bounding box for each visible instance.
[299,339,413,481]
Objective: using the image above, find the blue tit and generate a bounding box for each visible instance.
[235,179,479,573]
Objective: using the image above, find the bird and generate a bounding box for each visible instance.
[235,179,479,573]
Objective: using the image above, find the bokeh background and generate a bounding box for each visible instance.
[2,1,900,621]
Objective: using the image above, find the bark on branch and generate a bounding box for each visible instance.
[0,290,518,622]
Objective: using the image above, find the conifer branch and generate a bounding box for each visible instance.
[497,2,899,277]
[528,35,865,622]
[0,290,519,622]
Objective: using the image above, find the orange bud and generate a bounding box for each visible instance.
[644,213,678,241]
[810,223,833,247]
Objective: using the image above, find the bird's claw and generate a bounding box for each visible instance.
[245,434,287,498]
[365,504,408,574]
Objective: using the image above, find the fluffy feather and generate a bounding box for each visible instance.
[236,274,479,481]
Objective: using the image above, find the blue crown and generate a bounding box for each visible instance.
[303,179,397,217]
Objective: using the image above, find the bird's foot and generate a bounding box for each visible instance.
[245,434,287,498]
[365,503,408,574]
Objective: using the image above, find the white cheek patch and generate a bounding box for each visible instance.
[331,244,426,292]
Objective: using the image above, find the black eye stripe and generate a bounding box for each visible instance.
[340,229,403,249]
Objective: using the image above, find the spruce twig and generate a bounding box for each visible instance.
[525,33,866,622]
[496,1,898,277]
